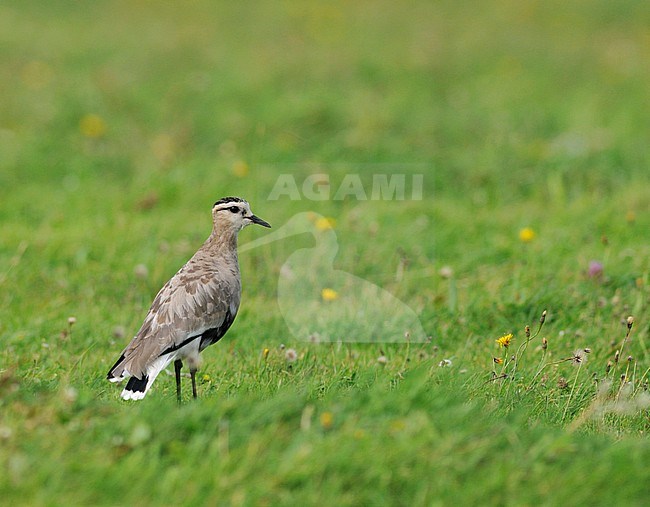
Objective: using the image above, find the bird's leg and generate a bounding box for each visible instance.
[174,359,183,404]
[190,368,198,399]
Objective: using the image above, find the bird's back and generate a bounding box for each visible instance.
[108,246,241,382]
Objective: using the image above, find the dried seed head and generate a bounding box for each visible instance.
[134,264,149,279]
[572,349,588,366]
[63,387,78,404]
[285,348,298,362]
[558,377,568,389]
[627,355,633,362]
[542,337,548,350]
[67,317,77,326]
[525,325,531,338]
[540,310,547,325]
[438,266,453,279]
[583,348,591,354]
[620,374,626,382]
[493,357,503,364]
[605,361,612,374]
[627,316,634,329]
[614,350,620,363]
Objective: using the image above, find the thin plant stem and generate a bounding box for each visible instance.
[616,359,633,402]
[613,317,634,377]
[562,361,583,423]
[528,356,574,391]
[511,311,547,381]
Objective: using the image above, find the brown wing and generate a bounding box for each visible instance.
[112,260,241,379]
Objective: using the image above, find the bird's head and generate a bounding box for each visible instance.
[212,197,271,233]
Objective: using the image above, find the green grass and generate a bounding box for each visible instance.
[1,0,650,505]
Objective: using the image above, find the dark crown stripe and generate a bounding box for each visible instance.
[213,197,245,207]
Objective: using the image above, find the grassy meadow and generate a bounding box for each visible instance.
[1,0,650,505]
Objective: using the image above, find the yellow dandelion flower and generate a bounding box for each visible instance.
[496,333,513,348]
[79,114,106,138]
[315,217,336,231]
[232,160,249,178]
[320,411,333,430]
[353,429,365,439]
[321,288,338,302]
[390,419,406,433]
[262,347,269,359]
[493,357,503,364]
[519,227,536,243]
[202,374,211,382]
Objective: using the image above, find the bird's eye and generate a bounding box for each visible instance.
[229,206,239,213]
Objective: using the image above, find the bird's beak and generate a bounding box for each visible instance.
[248,215,271,228]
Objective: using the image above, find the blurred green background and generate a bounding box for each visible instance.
[1,1,650,505]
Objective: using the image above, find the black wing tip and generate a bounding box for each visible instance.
[107,353,126,379]
[125,375,149,394]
